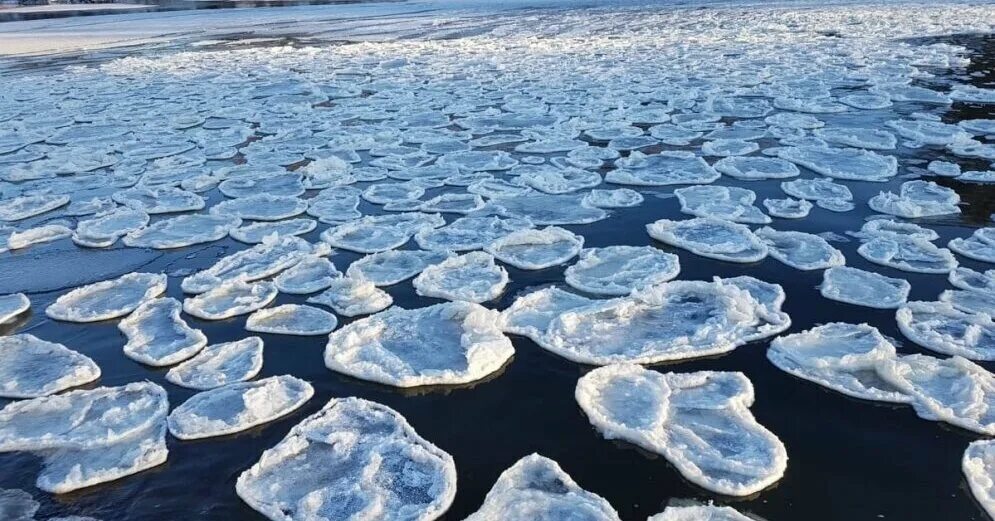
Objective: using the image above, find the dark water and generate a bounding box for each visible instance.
[0,0,392,23]
[1,32,994,521]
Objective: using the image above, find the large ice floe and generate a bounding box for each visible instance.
[647,217,767,263]
[183,280,278,320]
[324,301,513,387]
[0,382,168,493]
[819,266,910,309]
[964,440,995,520]
[896,301,995,361]
[0,334,101,399]
[167,375,313,440]
[777,146,897,182]
[755,227,845,270]
[868,180,961,218]
[485,227,584,270]
[236,397,456,520]
[119,298,207,366]
[413,252,509,303]
[321,213,444,253]
[46,273,167,323]
[856,237,957,274]
[576,365,787,496]
[246,304,338,336]
[564,246,681,296]
[464,454,621,521]
[503,278,788,365]
[165,337,264,390]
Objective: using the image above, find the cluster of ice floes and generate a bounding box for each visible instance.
[236,397,456,520]
[503,277,788,365]
[576,365,788,496]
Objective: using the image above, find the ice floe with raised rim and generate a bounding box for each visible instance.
[167,375,313,440]
[236,397,456,521]
[647,217,767,263]
[813,127,897,150]
[113,186,205,214]
[868,180,960,218]
[964,439,995,520]
[896,301,995,360]
[307,276,393,317]
[949,228,995,263]
[183,280,278,321]
[854,219,939,242]
[755,227,845,270]
[606,151,720,186]
[0,334,101,399]
[165,337,264,391]
[575,365,787,496]
[210,194,308,221]
[181,235,326,294]
[778,146,897,181]
[820,266,910,309]
[346,249,453,286]
[246,304,338,336]
[229,218,316,244]
[485,226,583,270]
[123,214,241,249]
[0,195,69,222]
[564,246,680,296]
[714,156,799,180]
[763,197,812,219]
[325,301,513,387]
[857,237,956,274]
[0,489,38,521]
[940,289,995,318]
[950,266,995,294]
[73,208,149,248]
[8,224,73,250]
[501,287,595,342]
[649,504,755,521]
[321,213,444,253]
[120,298,207,367]
[413,252,508,303]
[0,293,29,324]
[675,186,770,224]
[486,193,607,225]
[582,188,643,208]
[274,257,341,295]
[46,273,166,323]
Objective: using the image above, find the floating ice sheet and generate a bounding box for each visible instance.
[820,266,910,309]
[124,214,241,249]
[182,236,324,294]
[415,216,534,252]
[647,217,767,263]
[0,293,29,324]
[211,195,308,221]
[183,280,278,321]
[346,250,452,286]
[755,227,845,270]
[120,298,207,367]
[74,208,149,248]
[714,156,799,180]
[488,193,607,225]
[583,188,643,208]
[778,146,896,181]
[275,257,341,295]
[230,219,317,244]
[307,276,393,317]
[0,195,69,222]
[868,180,960,218]
[165,337,264,390]
[246,304,338,336]
[675,186,770,224]
[763,198,812,219]
[964,440,995,520]
[0,489,38,521]
[896,301,995,361]
[413,252,508,303]
[576,365,787,496]
[46,273,167,323]
[0,334,101,399]
[321,213,444,253]
[486,227,584,270]
[564,246,680,296]
[501,287,595,343]
[649,504,754,521]
[607,151,720,186]
[950,267,995,294]
[949,228,995,263]
[857,237,956,274]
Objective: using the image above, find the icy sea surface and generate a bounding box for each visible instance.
[2,1,995,519]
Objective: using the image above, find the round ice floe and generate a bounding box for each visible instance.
[714,156,799,180]
[325,301,513,387]
[307,276,393,317]
[501,287,595,342]
[878,354,995,435]
[820,266,910,309]
[763,197,812,219]
[464,454,621,521]
[649,504,754,521]
[46,273,166,323]
[362,183,425,205]
[868,180,960,218]
[124,214,241,249]
[564,246,680,296]
[896,301,995,361]
[517,166,602,195]
[0,334,101,399]
[219,173,304,199]
[236,397,456,521]
[857,237,956,274]
[781,177,852,206]
[767,323,908,403]
[181,236,322,294]
[306,191,362,224]
[0,293,29,324]
[840,93,892,110]
[778,146,896,181]
[418,193,486,214]
[183,280,278,321]
[582,188,643,208]
[950,267,995,294]
[949,228,995,263]
[0,195,69,221]
[346,250,453,286]
[120,298,207,367]
[647,217,767,263]
[275,257,341,294]
[413,252,508,303]
[485,226,583,270]
[607,151,720,186]
[701,139,759,157]
[887,119,972,146]
[74,208,149,248]
[489,193,607,225]
[576,365,787,496]
[166,336,264,390]
[813,127,897,150]
[856,219,939,242]
[649,125,703,146]
[246,304,338,336]
[321,213,444,253]
[167,375,313,440]
[964,440,995,520]
[229,219,317,244]
[210,195,307,221]
[113,187,205,214]
[755,227,845,270]
[674,186,770,224]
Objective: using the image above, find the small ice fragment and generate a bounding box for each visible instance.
[46,273,167,323]
[582,188,644,208]
[307,276,393,317]
[763,197,812,219]
[324,302,513,387]
[755,227,845,270]
[246,304,338,336]
[856,219,939,242]
[0,293,30,324]
[183,280,278,321]
[167,375,313,440]
[165,337,264,390]
[820,266,910,309]
[647,217,767,263]
[275,257,341,294]
[896,301,995,360]
[564,246,680,296]
[413,252,508,303]
[0,334,101,399]
[120,298,207,367]
[486,227,584,270]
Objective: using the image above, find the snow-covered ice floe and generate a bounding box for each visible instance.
[46,273,167,323]
[307,276,393,317]
[755,227,845,271]
[964,440,995,520]
[950,266,995,294]
[949,228,995,263]
[245,304,338,336]
[485,226,584,270]
[896,301,995,361]
[857,237,957,274]
[236,397,456,520]
[165,337,264,390]
[183,280,278,320]
[868,180,961,218]
[564,246,680,296]
[324,301,513,387]
[181,236,327,294]
[167,375,313,440]
[464,454,621,521]
[413,252,508,303]
[346,249,452,286]
[647,217,767,263]
[819,266,910,309]
[576,365,787,496]
[0,382,168,493]
[119,298,207,366]
[0,334,101,399]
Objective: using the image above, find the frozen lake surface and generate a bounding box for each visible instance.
[1,0,995,519]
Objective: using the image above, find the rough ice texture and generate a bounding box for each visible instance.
[0,382,168,493]
[123,214,241,249]
[857,237,957,274]
[464,454,621,521]
[246,304,338,336]
[576,365,787,496]
[530,279,788,365]
[325,301,513,387]
[0,293,29,324]
[415,216,533,252]
[647,217,767,263]
[950,267,995,294]
[755,227,845,271]
[940,289,995,318]
[166,337,265,390]
[321,213,444,253]
[856,219,939,242]
[820,266,910,309]
[485,226,584,270]
[564,246,680,296]
[0,195,69,221]
[949,228,995,263]
[307,276,393,317]
[767,323,909,403]
[230,219,317,244]
[46,273,167,323]
[0,334,101,399]
[236,397,456,521]
[74,208,149,247]
[346,249,453,286]
[674,186,770,224]
[183,280,278,320]
[896,301,995,361]
[413,252,509,303]
[501,287,595,342]
[167,375,313,440]
[210,194,308,221]
[649,504,754,521]
[7,224,72,250]
[489,194,607,225]
[964,440,995,520]
[778,146,896,182]
[714,156,799,180]
[275,257,342,295]
[181,236,325,294]
[868,180,961,218]
[120,298,208,367]
[583,188,644,208]
[607,151,719,186]
[879,354,995,435]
